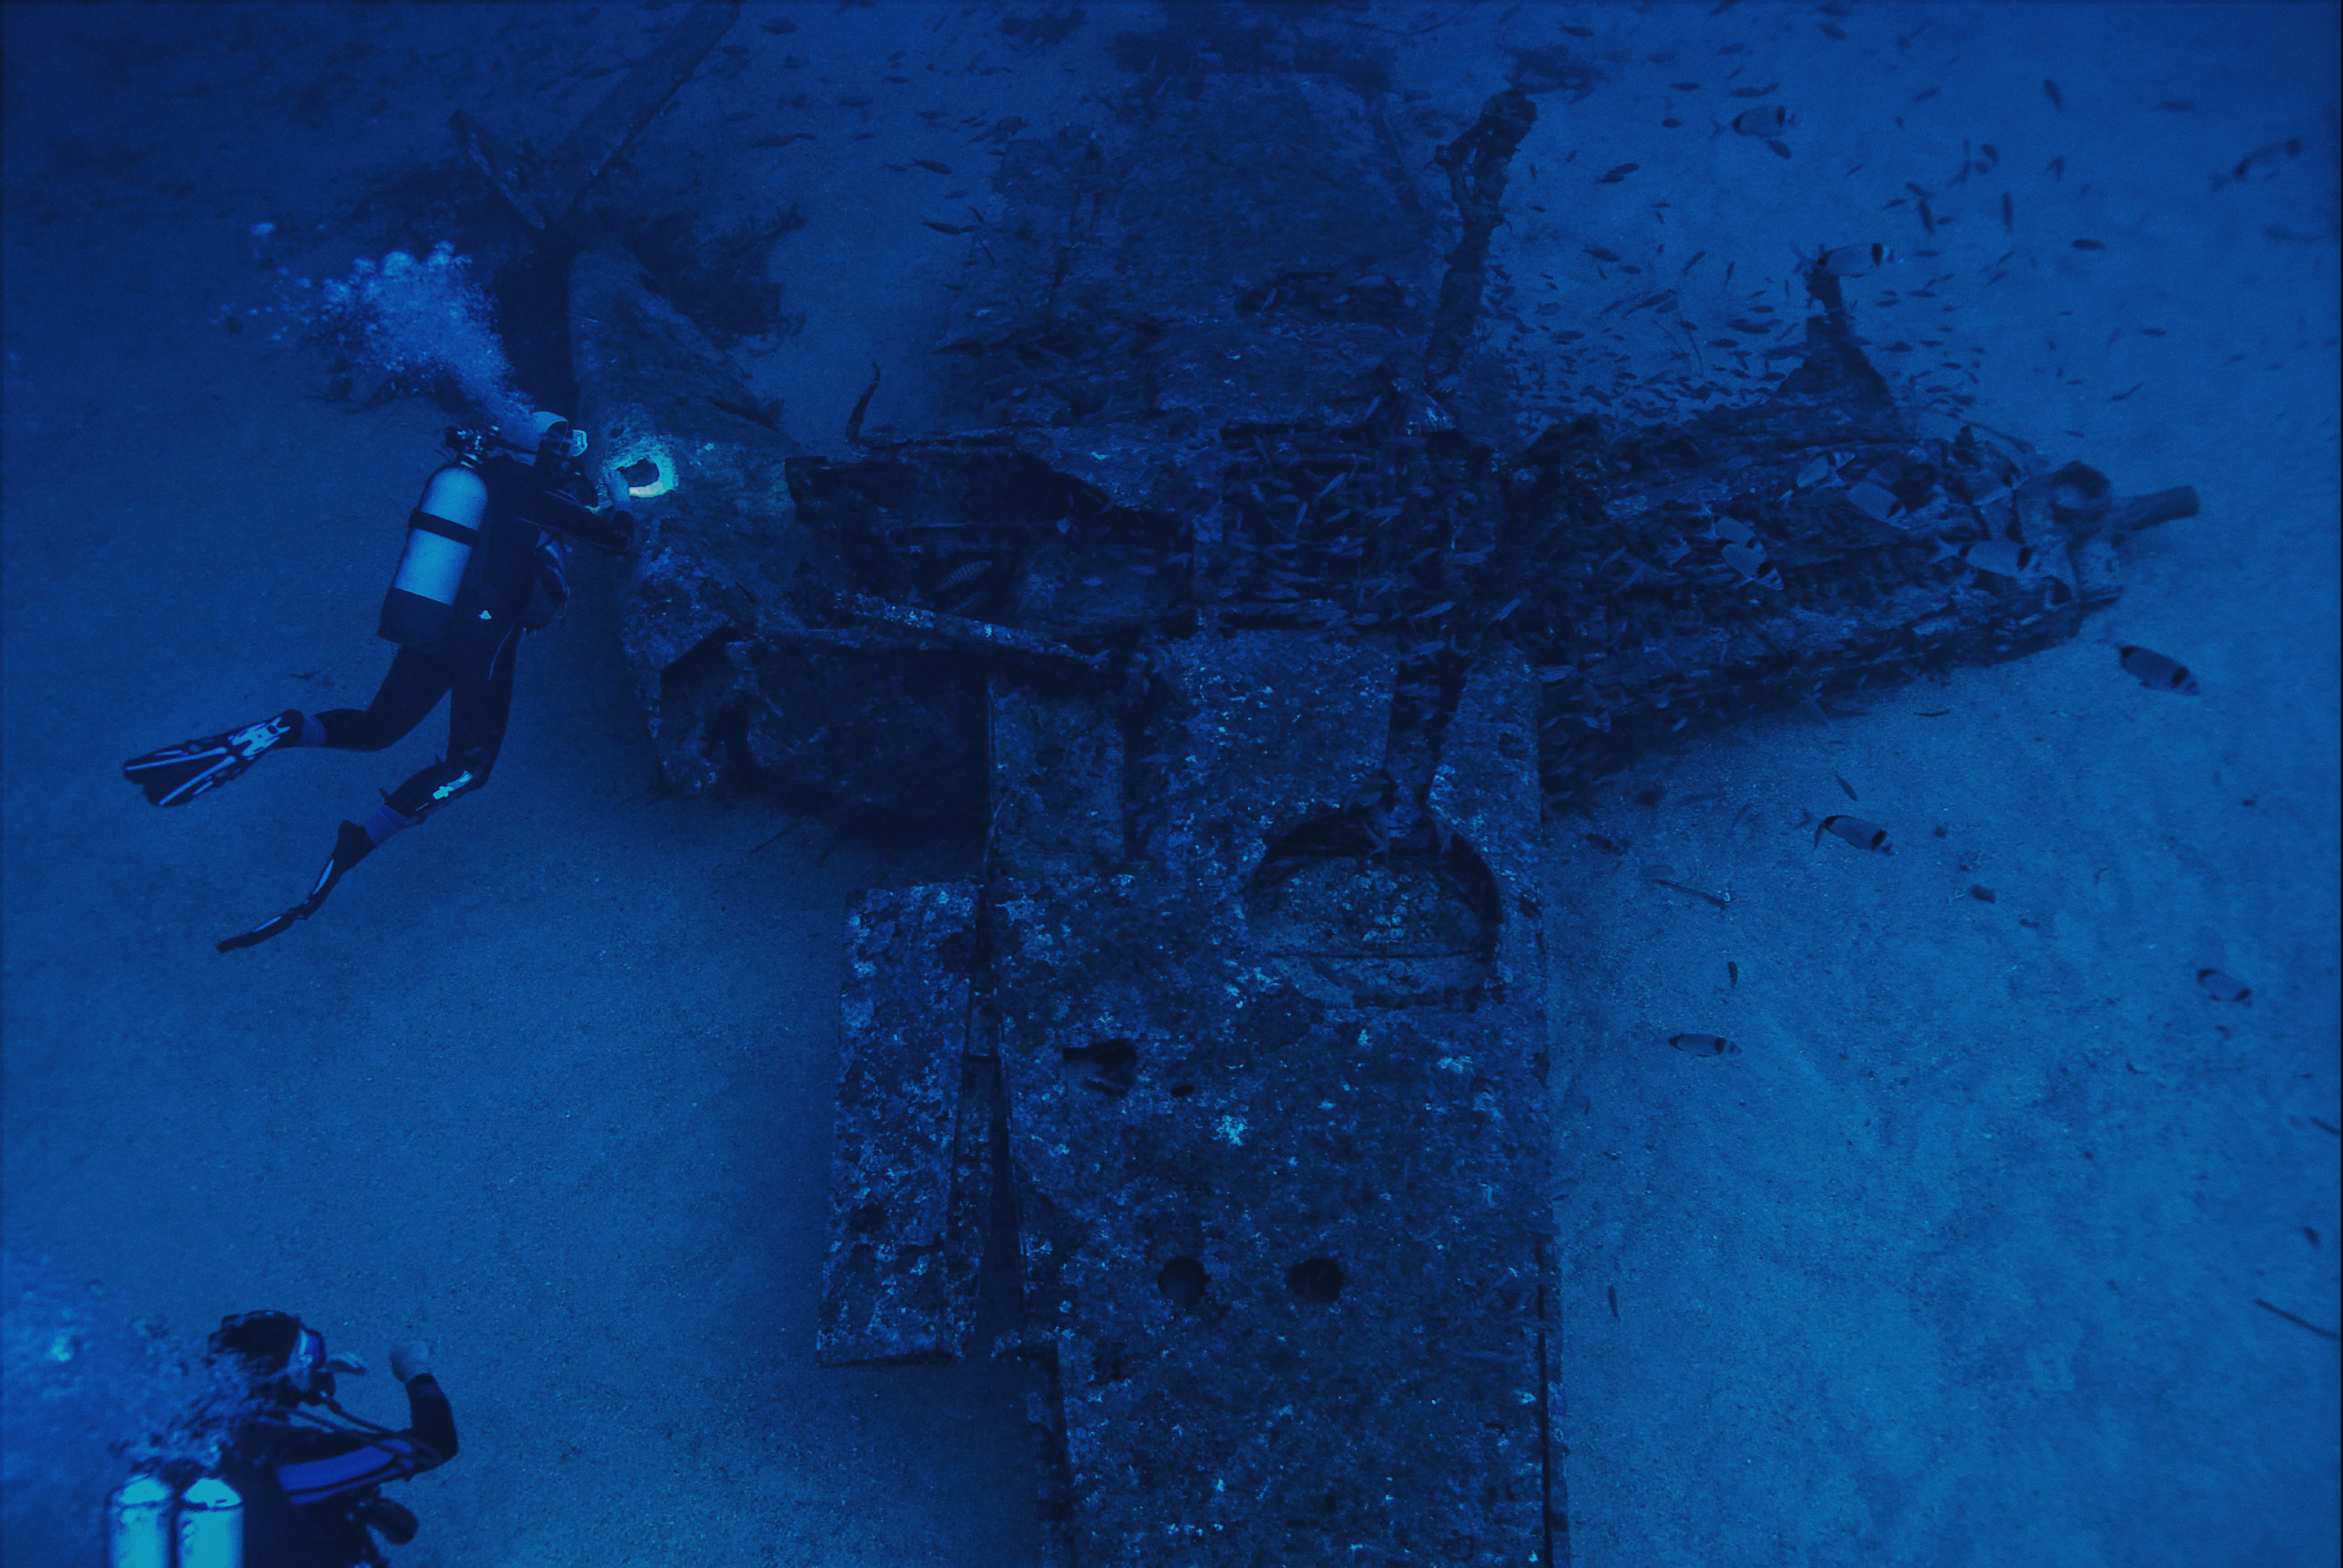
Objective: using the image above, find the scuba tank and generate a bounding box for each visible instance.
[175,1477,244,1568]
[378,427,493,648]
[105,1473,177,1568]
[105,1472,244,1568]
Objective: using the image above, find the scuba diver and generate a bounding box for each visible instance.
[207,1310,457,1567]
[122,413,632,952]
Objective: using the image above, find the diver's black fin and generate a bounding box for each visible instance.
[217,822,375,953]
[126,710,302,808]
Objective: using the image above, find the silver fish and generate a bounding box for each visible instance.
[1844,480,1903,523]
[1817,814,1891,852]
[1668,1033,1738,1056]
[1935,538,2036,577]
[2119,645,2200,695]
[1708,515,1758,547]
[1817,241,1895,277]
[2195,969,2250,1002]
[1721,540,1782,589]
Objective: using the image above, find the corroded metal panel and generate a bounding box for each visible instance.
[818,883,982,1366]
[987,635,1556,1566]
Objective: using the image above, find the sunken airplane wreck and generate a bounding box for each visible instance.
[529,64,2199,1568]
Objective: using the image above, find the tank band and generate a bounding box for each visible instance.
[408,509,481,546]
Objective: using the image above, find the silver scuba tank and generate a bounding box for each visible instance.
[378,428,493,648]
[105,1473,176,1568]
[175,1475,244,1568]
[105,1472,244,1568]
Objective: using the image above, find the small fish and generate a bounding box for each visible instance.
[2195,969,2251,1002]
[2001,192,2013,233]
[1970,885,1997,903]
[1598,163,1640,183]
[2071,238,2105,251]
[2230,136,2304,183]
[1668,1033,1738,1057]
[1727,961,1739,987]
[2119,645,2200,696]
[921,220,969,235]
[910,157,952,174]
[1649,877,1731,909]
[1585,246,1622,263]
[1933,538,2036,577]
[1720,540,1782,589]
[1795,454,1840,489]
[1731,106,1789,136]
[1817,814,1891,852]
[2043,78,2064,111]
[1817,241,1895,276]
[1843,480,1903,522]
[1707,515,1757,547]
[1833,773,1859,801]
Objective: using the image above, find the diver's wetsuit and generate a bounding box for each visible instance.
[223,1374,459,1568]
[130,428,630,951]
[315,449,587,816]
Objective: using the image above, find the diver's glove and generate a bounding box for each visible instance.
[388,1341,432,1385]
[216,820,376,953]
[530,489,635,555]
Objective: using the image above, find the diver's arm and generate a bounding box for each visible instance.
[271,1371,458,1505]
[524,488,635,555]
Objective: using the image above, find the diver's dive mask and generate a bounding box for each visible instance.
[211,1310,367,1406]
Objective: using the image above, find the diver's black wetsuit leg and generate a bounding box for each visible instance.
[315,647,457,752]
[216,635,520,952]
[444,623,521,783]
[380,624,519,816]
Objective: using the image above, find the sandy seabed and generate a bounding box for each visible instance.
[5,5,2335,1566]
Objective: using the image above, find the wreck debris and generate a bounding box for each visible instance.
[531,41,2205,1560]
[957,641,1552,1563]
[452,2,740,232]
[819,884,986,1365]
[1427,87,1539,382]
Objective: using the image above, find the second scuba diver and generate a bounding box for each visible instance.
[206,1310,457,1567]
[123,413,632,951]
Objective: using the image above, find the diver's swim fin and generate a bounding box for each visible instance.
[217,821,375,953]
[125,710,303,807]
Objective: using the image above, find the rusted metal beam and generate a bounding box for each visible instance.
[452,2,738,231]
